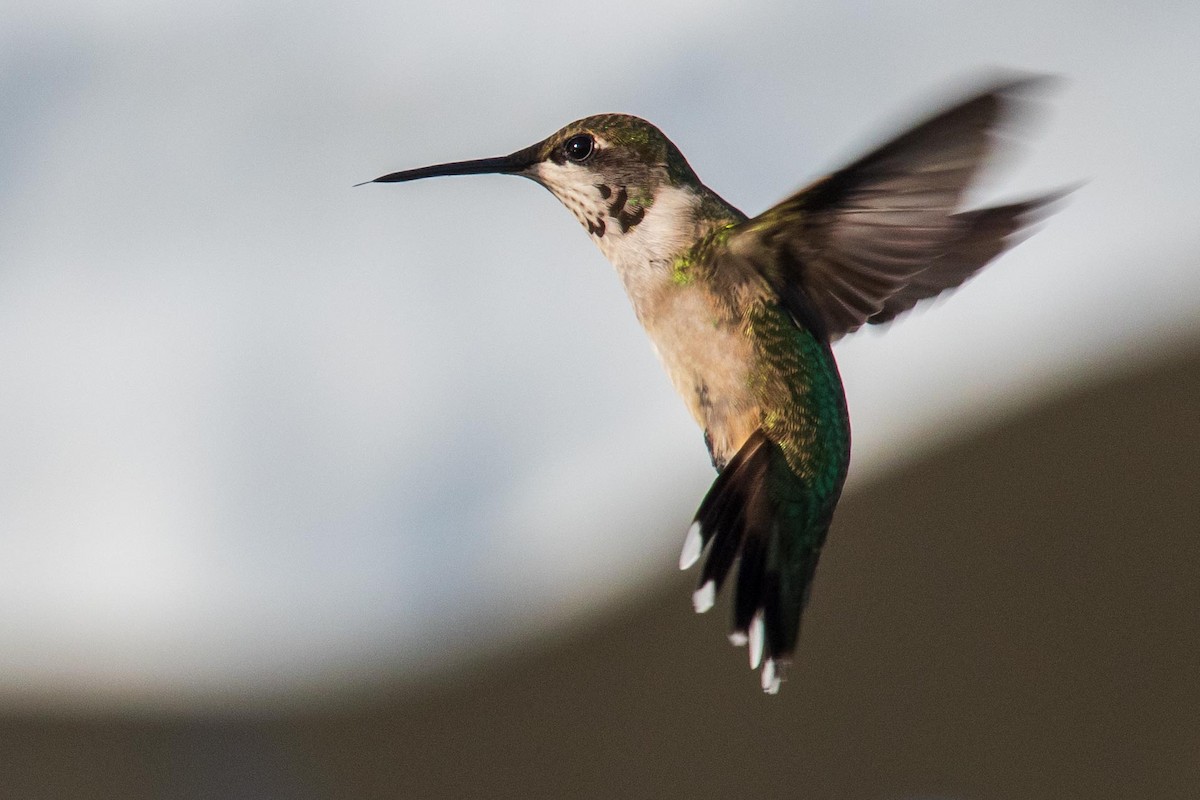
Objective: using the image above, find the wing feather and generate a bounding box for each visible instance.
[720,76,1063,340]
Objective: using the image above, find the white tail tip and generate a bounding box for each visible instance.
[678,521,702,570]
[761,659,781,694]
[692,580,716,613]
[748,614,764,670]
[728,631,748,646]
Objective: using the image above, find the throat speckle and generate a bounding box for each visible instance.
[607,187,648,233]
[599,183,704,283]
[532,162,711,319]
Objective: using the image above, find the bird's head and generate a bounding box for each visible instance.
[361,114,705,248]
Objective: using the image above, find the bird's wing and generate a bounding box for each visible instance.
[720,76,1060,341]
[864,194,1066,326]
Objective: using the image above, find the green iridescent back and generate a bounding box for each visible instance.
[745,300,850,521]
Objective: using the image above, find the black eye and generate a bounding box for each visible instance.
[564,134,594,162]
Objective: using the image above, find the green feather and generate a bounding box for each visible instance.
[745,301,850,507]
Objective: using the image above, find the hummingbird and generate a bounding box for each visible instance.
[361,77,1063,694]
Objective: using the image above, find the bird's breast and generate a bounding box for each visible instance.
[640,285,761,467]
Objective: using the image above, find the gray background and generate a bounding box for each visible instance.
[2,0,1198,795]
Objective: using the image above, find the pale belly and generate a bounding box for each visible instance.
[641,286,761,468]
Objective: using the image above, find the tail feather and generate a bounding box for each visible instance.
[685,430,833,694]
[732,524,767,636]
[692,433,768,598]
[765,518,824,660]
[691,432,767,547]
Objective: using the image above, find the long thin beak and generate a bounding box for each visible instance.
[355,146,538,187]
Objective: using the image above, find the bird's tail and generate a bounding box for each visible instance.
[679,430,838,694]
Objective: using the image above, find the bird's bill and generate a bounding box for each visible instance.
[356,145,539,187]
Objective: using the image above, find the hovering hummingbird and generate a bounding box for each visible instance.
[362,77,1063,693]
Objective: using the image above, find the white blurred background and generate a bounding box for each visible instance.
[1,0,1198,711]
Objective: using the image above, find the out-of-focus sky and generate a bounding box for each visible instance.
[1,0,1197,709]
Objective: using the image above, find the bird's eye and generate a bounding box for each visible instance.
[564,134,595,162]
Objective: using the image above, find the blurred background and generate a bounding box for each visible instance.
[2,0,1199,797]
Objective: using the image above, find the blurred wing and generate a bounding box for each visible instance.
[723,77,1057,340]
[866,194,1065,326]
